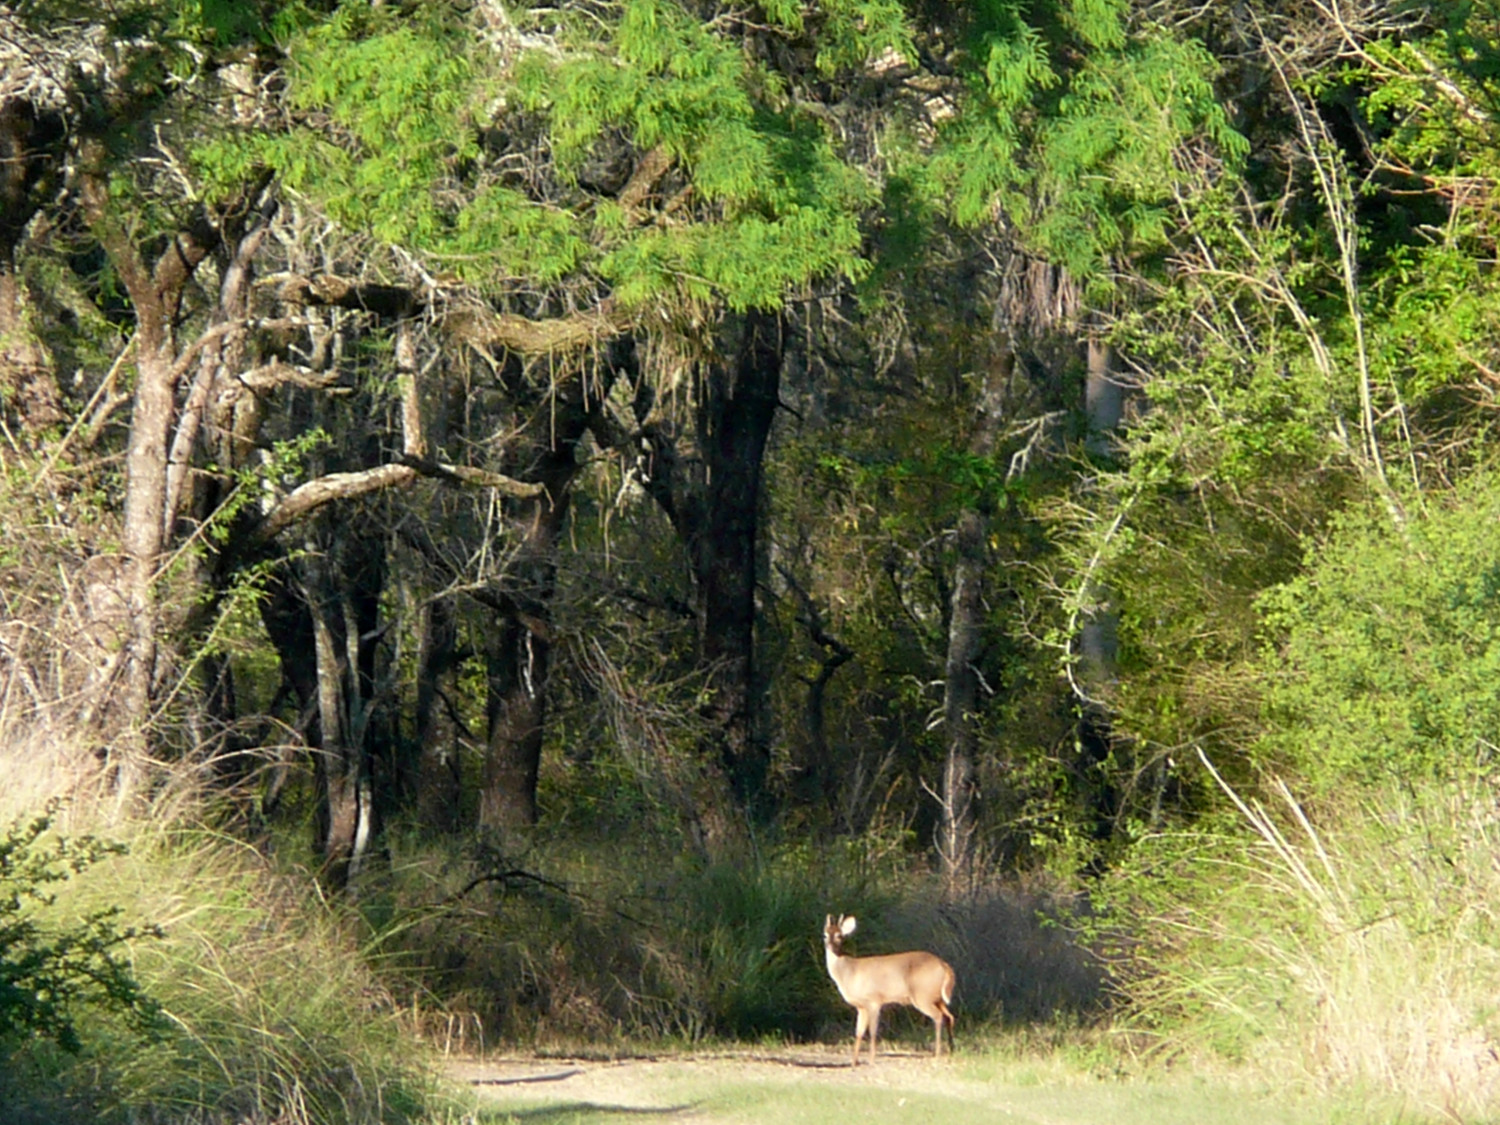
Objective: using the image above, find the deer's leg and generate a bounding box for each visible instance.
[868,1005,881,1064]
[852,1007,868,1067]
[915,995,954,1057]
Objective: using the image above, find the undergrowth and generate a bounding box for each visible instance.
[0,747,449,1125]
[365,815,1105,1053]
[1100,764,1500,1119]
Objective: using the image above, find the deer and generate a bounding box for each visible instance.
[822,913,955,1066]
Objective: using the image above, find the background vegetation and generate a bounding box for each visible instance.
[2,1,1499,1122]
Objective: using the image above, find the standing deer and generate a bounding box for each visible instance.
[822,913,955,1066]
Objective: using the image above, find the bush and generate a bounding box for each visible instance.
[0,802,159,1054]
[1,805,445,1125]
[1257,472,1500,789]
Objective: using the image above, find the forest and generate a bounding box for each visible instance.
[2,0,1499,1122]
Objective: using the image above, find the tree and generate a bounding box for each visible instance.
[914,0,1242,861]
[204,0,914,843]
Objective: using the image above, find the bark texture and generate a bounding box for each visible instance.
[633,310,785,825]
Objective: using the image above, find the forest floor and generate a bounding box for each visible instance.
[446,1046,1391,1125]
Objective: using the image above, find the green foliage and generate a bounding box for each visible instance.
[198,0,889,309]
[1256,472,1500,789]
[677,855,865,1038]
[756,0,914,75]
[197,5,593,286]
[10,0,280,46]
[0,804,159,1054]
[1353,8,1500,190]
[931,1,1244,276]
[511,1,880,308]
[815,441,1015,518]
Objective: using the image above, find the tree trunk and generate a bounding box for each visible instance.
[938,333,1012,884]
[0,99,65,441]
[696,312,781,814]
[476,344,630,832]
[75,147,232,777]
[1079,333,1120,699]
[480,607,552,831]
[475,449,571,834]
[1078,328,1123,841]
[940,508,984,885]
[634,310,783,826]
[1084,333,1123,453]
[414,595,461,831]
[308,558,361,889]
[302,523,386,890]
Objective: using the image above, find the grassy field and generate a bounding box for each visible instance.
[451,1048,1415,1125]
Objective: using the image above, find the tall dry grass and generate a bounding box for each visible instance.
[1113,755,1500,1120]
[0,728,449,1125]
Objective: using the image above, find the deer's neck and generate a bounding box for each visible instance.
[825,943,856,993]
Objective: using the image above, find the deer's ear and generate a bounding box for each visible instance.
[840,915,857,936]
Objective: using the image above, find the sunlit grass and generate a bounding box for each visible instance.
[461,1048,1403,1125]
[0,732,451,1124]
[1111,765,1500,1121]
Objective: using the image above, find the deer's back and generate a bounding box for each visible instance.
[832,950,954,1007]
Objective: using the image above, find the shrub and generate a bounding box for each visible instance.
[1256,472,1500,789]
[1,802,445,1125]
[0,802,159,1054]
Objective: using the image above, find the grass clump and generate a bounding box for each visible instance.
[0,799,448,1125]
[1101,767,1500,1118]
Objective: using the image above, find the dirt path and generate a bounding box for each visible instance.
[447,1048,1353,1125]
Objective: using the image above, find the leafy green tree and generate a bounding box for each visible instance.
[919,0,1241,864]
[1048,0,1500,833]
[196,0,918,841]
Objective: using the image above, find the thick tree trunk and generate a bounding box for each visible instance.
[636,310,783,823]
[105,350,175,772]
[475,344,630,832]
[480,608,552,830]
[0,99,65,440]
[476,442,577,831]
[695,313,781,814]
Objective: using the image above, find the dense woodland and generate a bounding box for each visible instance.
[3,0,1500,1121]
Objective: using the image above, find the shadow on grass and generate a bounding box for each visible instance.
[470,1067,586,1085]
[475,1103,699,1122]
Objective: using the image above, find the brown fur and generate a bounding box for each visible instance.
[823,913,956,1066]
